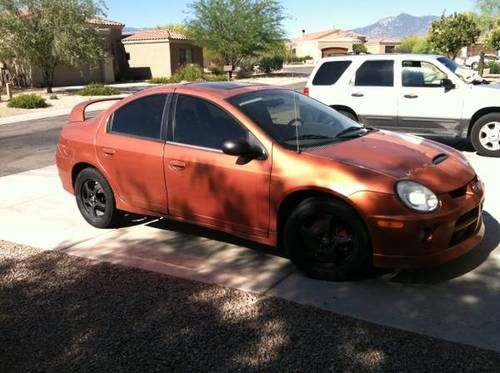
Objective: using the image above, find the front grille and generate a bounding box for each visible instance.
[449,206,481,247]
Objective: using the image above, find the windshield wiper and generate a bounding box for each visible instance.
[335,126,366,138]
[284,134,335,142]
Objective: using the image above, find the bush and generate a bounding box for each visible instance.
[259,55,284,73]
[285,55,313,64]
[148,77,172,84]
[487,61,500,74]
[8,94,48,109]
[204,74,228,82]
[352,44,368,54]
[79,83,119,96]
[175,64,204,81]
[208,65,224,75]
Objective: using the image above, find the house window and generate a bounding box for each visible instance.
[179,48,193,65]
[385,45,395,54]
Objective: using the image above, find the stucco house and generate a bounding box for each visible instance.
[30,17,128,86]
[365,38,402,54]
[122,30,204,79]
[289,29,366,61]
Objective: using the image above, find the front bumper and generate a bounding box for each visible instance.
[350,177,485,268]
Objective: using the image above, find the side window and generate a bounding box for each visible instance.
[355,60,394,87]
[312,61,352,85]
[110,94,167,140]
[173,95,247,150]
[402,61,448,87]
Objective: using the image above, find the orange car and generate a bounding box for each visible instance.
[57,83,485,281]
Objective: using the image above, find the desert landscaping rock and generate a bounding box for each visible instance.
[1,240,499,372]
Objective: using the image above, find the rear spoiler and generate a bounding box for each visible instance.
[68,97,124,122]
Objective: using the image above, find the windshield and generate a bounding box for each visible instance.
[437,56,459,73]
[228,90,366,150]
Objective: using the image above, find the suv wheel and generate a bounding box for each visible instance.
[470,113,500,157]
[284,197,371,281]
[337,109,358,122]
[75,168,124,228]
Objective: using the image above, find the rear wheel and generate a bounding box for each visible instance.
[75,168,124,228]
[284,197,371,281]
[470,113,500,157]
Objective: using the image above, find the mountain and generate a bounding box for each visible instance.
[123,27,147,33]
[352,13,438,38]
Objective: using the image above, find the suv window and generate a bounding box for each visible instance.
[110,94,167,140]
[312,61,352,85]
[402,61,448,87]
[355,60,394,87]
[173,95,247,150]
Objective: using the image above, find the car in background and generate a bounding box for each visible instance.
[57,83,484,281]
[465,54,500,70]
[305,54,500,157]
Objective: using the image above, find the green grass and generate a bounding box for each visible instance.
[7,94,48,109]
[78,83,119,96]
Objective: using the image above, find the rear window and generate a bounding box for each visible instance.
[355,60,394,87]
[312,61,352,85]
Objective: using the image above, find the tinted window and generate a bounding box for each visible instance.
[111,95,166,139]
[229,90,365,150]
[402,61,447,87]
[355,60,394,87]
[312,61,351,85]
[173,95,247,150]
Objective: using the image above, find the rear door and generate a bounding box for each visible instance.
[348,59,398,129]
[96,94,169,214]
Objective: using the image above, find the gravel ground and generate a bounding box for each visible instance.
[1,240,499,373]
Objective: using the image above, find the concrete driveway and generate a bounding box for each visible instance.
[1,143,499,352]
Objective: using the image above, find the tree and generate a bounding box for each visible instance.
[352,44,367,54]
[395,36,432,54]
[155,23,190,35]
[491,19,500,49]
[428,13,481,59]
[187,0,286,67]
[474,0,500,32]
[0,0,106,93]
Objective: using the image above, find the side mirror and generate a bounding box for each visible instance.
[222,138,265,159]
[441,78,456,91]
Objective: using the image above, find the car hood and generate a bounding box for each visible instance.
[304,130,475,194]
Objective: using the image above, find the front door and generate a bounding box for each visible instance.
[164,94,271,237]
[96,94,168,214]
[397,59,464,136]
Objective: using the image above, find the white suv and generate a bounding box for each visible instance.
[305,54,500,157]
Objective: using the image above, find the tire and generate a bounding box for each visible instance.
[470,113,500,157]
[284,197,371,281]
[75,168,124,228]
[337,109,358,122]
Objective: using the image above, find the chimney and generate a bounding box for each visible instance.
[302,29,306,38]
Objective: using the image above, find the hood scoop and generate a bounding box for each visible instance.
[432,153,448,165]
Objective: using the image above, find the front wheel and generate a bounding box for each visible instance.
[470,113,500,157]
[75,168,124,228]
[284,197,371,281]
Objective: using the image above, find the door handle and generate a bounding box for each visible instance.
[404,94,418,99]
[103,148,116,156]
[169,160,187,171]
[351,92,364,97]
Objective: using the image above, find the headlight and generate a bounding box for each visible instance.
[396,180,439,212]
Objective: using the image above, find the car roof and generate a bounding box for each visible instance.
[138,82,282,100]
[318,53,444,63]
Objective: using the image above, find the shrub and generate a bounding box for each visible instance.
[175,64,204,81]
[148,77,172,84]
[352,44,368,55]
[237,58,257,78]
[259,55,284,73]
[204,74,227,82]
[487,61,500,74]
[78,83,119,96]
[208,65,224,75]
[8,94,48,109]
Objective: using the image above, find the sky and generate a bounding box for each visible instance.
[105,0,474,37]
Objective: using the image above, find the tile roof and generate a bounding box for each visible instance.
[122,29,188,42]
[293,29,365,42]
[87,17,124,27]
[366,37,402,44]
